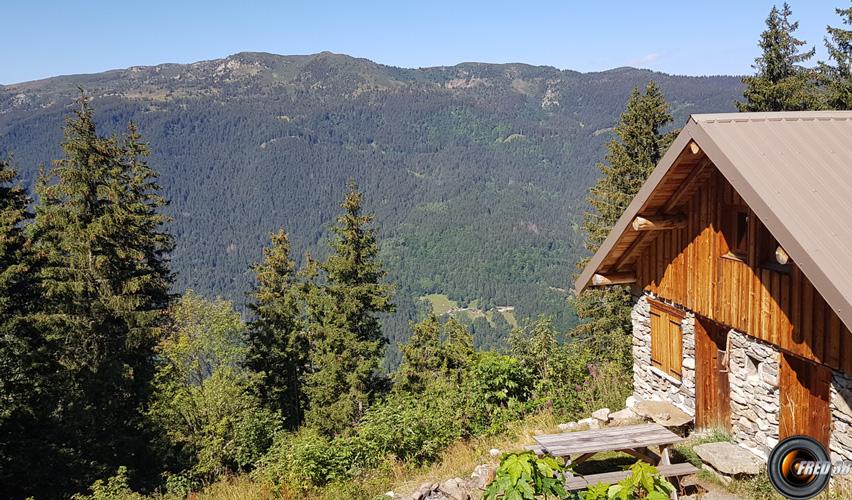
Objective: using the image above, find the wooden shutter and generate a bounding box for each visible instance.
[651,308,664,370]
[650,300,684,380]
[668,315,683,378]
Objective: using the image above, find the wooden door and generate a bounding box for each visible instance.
[695,317,731,430]
[779,352,831,447]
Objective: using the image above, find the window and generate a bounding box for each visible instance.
[758,224,792,273]
[650,301,683,380]
[722,206,749,259]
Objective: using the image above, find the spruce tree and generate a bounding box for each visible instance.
[27,96,173,492]
[570,82,676,369]
[820,6,852,109]
[738,3,822,111]
[395,316,473,393]
[0,156,35,411]
[247,228,307,429]
[0,156,57,498]
[303,182,394,435]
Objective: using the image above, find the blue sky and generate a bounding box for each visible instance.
[1,1,846,84]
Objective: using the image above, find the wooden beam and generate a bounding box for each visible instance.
[613,232,647,271]
[592,272,637,286]
[632,214,687,231]
[663,158,710,213]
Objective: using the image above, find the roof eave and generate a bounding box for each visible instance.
[573,118,702,295]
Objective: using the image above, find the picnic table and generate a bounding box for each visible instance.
[530,423,697,492]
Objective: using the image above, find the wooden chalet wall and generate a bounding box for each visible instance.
[635,167,852,375]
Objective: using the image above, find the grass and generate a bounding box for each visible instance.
[501,310,518,328]
[421,293,458,316]
[420,294,517,328]
[671,427,732,467]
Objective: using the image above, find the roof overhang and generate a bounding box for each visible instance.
[575,111,852,332]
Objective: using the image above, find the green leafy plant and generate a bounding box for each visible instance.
[484,451,568,499]
[606,462,675,500]
[577,482,610,500]
[569,462,676,500]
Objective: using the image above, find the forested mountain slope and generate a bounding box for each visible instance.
[0,52,743,364]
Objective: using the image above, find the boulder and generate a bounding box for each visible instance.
[577,417,600,429]
[626,395,638,408]
[438,477,470,500]
[694,442,764,476]
[591,408,611,423]
[609,408,638,425]
[488,448,501,457]
[410,482,435,500]
[632,400,693,427]
[557,422,579,432]
[471,463,497,489]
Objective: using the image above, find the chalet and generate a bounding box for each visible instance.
[576,111,852,461]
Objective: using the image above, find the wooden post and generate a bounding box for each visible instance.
[632,214,687,231]
[591,272,637,286]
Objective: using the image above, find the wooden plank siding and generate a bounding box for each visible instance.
[636,168,852,375]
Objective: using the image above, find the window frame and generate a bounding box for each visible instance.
[757,223,792,273]
[649,300,684,381]
[721,205,750,261]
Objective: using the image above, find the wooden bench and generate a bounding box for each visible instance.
[563,462,698,491]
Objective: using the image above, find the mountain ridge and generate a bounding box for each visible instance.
[2,51,741,89]
[0,52,745,365]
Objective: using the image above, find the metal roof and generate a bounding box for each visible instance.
[575,111,852,330]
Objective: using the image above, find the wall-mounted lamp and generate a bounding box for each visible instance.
[775,246,790,265]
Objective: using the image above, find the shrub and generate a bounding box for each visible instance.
[357,390,462,464]
[252,428,373,490]
[149,292,281,483]
[469,351,533,407]
[71,467,144,500]
[576,361,633,415]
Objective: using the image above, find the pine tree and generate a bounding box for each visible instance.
[303,181,394,435]
[570,82,676,368]
[27,96,173,492]
[820,5,852,109]
[247,228,307,429]
[738,3,822,111]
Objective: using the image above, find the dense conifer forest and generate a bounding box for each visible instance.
[0,54,743,363]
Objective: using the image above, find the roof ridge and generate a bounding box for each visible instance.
[692,110,852,124]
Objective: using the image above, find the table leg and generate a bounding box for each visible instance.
[658,444,671,466]
[571,452,596,465]
[621,447,660,464]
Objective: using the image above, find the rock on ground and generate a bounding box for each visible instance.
[470,463,496,490]
[438,477,470,500]
[591,408,611,422]
[577,417,600,429]
[694,441,764,476]
[609,407,639,425]
[558,421,579,432]
[632,400,693,427]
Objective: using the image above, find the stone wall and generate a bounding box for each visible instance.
[631,294,852,463]
[727,330,780,459]
[830,371,852,461]
[631,294,696,415]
